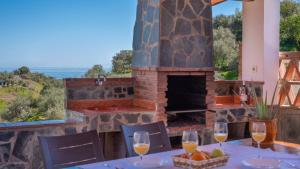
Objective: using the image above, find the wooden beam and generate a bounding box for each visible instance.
[211,0,226,6]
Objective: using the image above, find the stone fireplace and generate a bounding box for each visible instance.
[132,0,215,131]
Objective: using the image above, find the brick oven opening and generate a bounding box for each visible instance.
[166,75,207,111]
[166,75,207,127]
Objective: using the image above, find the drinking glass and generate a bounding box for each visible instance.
[182,130,198,169]
[214,122,228,149]
[133,131,150,164]
[251,122,266,158]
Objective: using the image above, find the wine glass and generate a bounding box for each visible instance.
[251,122,266,158]
[182,130,198,169]
[133,131,150,165]
[214,122,228,149]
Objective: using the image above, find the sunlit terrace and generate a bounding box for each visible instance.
[0,0,299,169]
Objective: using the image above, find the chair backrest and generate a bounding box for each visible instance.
[121,121,172,157]
[38,130,104,169]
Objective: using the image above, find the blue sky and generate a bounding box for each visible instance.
[0,0,241,69]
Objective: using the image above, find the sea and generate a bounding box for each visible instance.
[0,67,109,79]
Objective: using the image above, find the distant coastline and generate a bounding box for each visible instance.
[0,67,111,79]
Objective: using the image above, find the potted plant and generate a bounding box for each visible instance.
[247,82,280,147]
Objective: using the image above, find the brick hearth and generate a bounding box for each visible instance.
[133,68,215,126]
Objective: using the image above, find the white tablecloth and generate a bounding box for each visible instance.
[72,143,300,169]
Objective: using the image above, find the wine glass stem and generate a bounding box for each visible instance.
[257,142,261,159]
[189,154,192,169]
[140,155,143,161]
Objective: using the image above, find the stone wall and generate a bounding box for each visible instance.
[132,0,213,68]
[160,0,213,67]
[66,110,155,133]
[0,121,84,169]
[65,78,134,101]
[215,80,264,96]
[132,0,160,67]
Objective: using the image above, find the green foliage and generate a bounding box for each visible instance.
[14,66,30,75]
[280,0,300,51]
[250,89,277,120]
[280,15,300,51]
[213,27,239,80]
[85,65,106,78]
[1,96,33,122]
[112,50,133,74]
[0,100,7,113]
[38,87,65,120]
[213,10,242,42]
[0,68,64,122]
[281,0,300,18]
[216,70,238,80]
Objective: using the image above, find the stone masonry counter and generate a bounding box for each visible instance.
[66,107,156,133]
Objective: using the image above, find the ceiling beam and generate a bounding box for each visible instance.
[211,0,226,6]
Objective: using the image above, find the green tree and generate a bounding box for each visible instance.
[111,50,133,74]
[213,10,242,42]
[213,27,239,79]
[14,66,30,75]
[38,87,65,120]
[281,15,300,51]
[281,0,300,19]
[280,0,300,51]
[1,96,33,122]
[84,65,106,78]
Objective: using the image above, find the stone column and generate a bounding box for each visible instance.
[242,0,280,103]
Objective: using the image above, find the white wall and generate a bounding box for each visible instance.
[242,0,280,102]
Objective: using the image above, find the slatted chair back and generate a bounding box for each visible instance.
[38,130,104,169]
[121,121,172,157]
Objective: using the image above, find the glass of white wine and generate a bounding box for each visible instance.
[251,122,266,158]
[182,130,198,169]
[214,122,228,149]
[133,131,150,165]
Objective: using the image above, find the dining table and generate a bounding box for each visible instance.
[66,139,300,169]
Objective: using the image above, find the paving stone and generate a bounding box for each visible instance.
[0,131,14,142]
[183,4,196,19]
[0,143,11,162]
[161,0,176,16]
[127,87,134,95]
[0,163,27,169]
[118,94,126,98]
[141,114,153,123]
[12,131,34,162]
[175,18,191,35]
[124,114,140,123]
[100,114,111,122]
[65,127,77,135]
[114,87,122,93]
[190,0,205,14]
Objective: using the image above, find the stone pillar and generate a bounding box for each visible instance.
[242,0,280,102]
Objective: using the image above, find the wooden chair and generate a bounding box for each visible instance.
[38,130,104,169]
[121,121,172,157]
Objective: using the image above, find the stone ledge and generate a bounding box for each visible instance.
[0,119,82,131]
[132,66,215,72]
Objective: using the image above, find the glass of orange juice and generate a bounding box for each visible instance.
[182,130,198,169]
[214,122,228,149]
[133,131,150,165]
[251,122,266,158]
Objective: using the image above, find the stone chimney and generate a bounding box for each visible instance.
[132,0,213,68]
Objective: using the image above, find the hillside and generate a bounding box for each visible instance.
[0,80,43,112]
[0,68,64,122]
